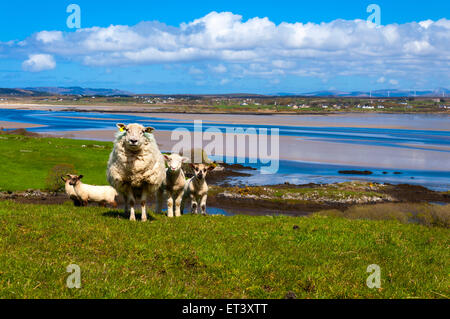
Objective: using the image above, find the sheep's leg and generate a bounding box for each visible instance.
[123,193,129,215]
[180,195,186,215]
[200,195,208,215]
[128,194,136,221]
[155,188,164,214]
[174,192,183,217]
[167,196,175,218]
[190,195,198,214]
[141,191,148,222]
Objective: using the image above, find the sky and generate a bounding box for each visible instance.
[0,0,449,94]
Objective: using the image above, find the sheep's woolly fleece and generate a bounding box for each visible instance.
[107,130,166,193]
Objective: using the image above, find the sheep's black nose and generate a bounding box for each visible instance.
[130,139,138,144]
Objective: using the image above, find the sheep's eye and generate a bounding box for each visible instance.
[203,169,206,173]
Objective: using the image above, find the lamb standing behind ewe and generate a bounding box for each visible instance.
[107,123,166,221]
[67,174,118,207]
[156,153,189,217]
[61,175,81,206]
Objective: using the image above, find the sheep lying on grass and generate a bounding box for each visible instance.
[156,153,189,217]
[107,123,166,221]
[61,174,81,206]
[67,175,118,207]
[181,163,215,215]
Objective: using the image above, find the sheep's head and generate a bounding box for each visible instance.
[190,163,215,181]
[67,174,83,186]
[116,123,155,151]
[163,153,189,172]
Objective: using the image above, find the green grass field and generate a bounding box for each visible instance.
[0,133,449,298]
[0,200,448,298]
[0,134,112,191]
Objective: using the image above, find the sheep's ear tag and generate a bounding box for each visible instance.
[119,127,125,132]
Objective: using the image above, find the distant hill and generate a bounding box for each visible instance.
[23,86,132,96]
[0,88,48,96]
[279,88,449,98]
[0,86,447,98]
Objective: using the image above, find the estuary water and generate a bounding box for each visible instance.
[1,108,449,191]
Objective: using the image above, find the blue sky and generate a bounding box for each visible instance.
[0,0,449,93]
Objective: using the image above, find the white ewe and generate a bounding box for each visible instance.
[107,123,166,221]
[156,153,189,217]
[61,174,81,206]
[181,163,215,215]
[67,175,118,207]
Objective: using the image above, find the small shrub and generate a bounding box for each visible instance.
[45,164,77,192]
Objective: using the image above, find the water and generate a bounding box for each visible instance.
[222,159,450,191]
[1,108,449,191]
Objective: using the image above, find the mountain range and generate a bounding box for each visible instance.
[0,87,448,98]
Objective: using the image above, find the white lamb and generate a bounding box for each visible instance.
[61,174,81,206]
[156,153,189,217]
[67,175,118,207]
[181,163,215,215]
[107,123,166,221]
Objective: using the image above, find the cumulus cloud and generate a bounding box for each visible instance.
[3,11,450,83]
[22,54,56,72]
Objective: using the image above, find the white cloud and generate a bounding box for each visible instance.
[22,54,56,72]
[36,31,63,43]
[389,79,399,85]
[377,76,386,83]
[3,12,449,84]
[210,64,227,73]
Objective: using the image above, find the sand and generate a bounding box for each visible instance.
[0,121,46,129]
[43,128,450,171]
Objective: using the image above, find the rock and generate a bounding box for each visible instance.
[338,170,373,175]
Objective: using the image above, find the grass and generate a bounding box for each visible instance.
[0,200,448,298]
[0,134,112,191]
[317,203,450,228]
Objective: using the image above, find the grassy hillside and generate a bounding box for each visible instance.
[0,134,112,191]
[0,200,448,298]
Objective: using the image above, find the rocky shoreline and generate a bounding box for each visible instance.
[2,177,448,217]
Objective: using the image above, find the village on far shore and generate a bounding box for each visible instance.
[0,86,448,114]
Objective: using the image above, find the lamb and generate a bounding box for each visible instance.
[61,174,81,206]
[107,123,166,221]
[181,163,215,215]
[156,153,189,217]
[67,174,118,207]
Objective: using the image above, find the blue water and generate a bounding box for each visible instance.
[1,108,449,191]
[2,109,449,150]
[222,159,450,191]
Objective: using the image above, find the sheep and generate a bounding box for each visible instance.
[67,174,118,207]
[155,153,189,217]
[61,174,81,206]
[107,123,166,221]
[181,163,215,215]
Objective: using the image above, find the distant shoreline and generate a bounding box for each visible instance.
[0,102,449,116]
